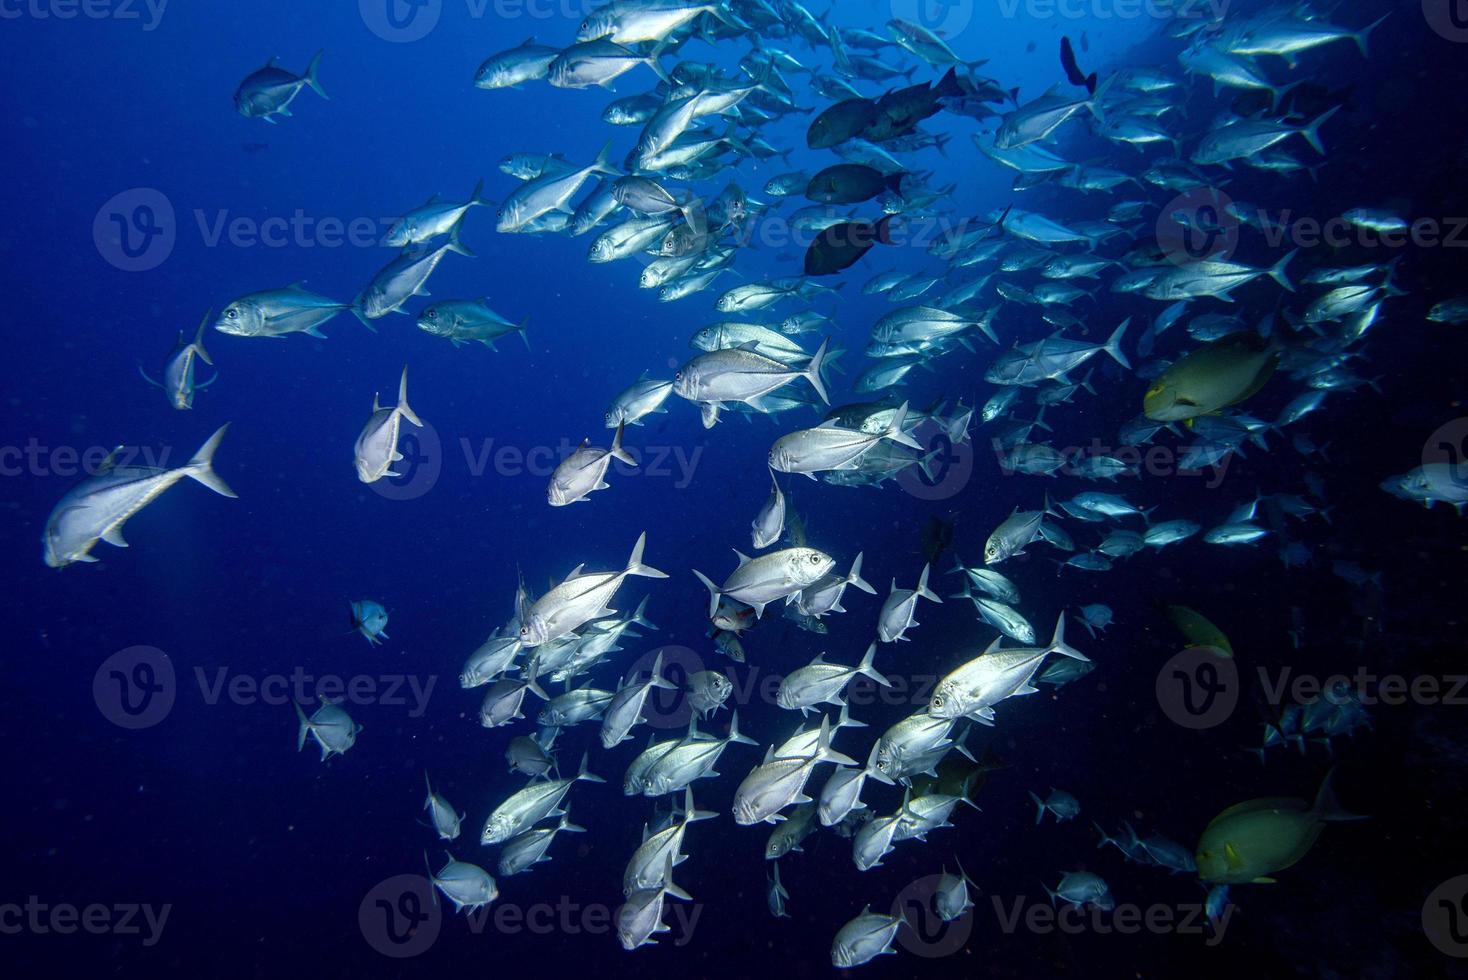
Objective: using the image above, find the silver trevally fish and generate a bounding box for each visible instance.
[817,765,869,827]
[43,425,236,568]
[616,855,690,951]
[293,700,361,760]
[425,852,497,914]
[769,403,923,478]
[579,1,740,45]
[751,468,786,549]
[732,716,857,825]
[929,616,1088,722]
[350,599,389,645]
[995,77,1112,149]
[547,423,637,506]
[215,282,349,339]
[475,36,561,90]
[693,546,836,618]
[776,644,890,713]
[983,498,1058,564]
[423,771,464,841]
[234,50,326,122]
[498,811,585,877]
[600,652,680,749]
[353,366,423,484]
[641,711,758,797]
[622,787,716,896]
[674,339,832,427]
[606,373,676,427]
[385,179,490,248]
[480,752,605,844]
[518,532,668,647]
[830,906,902,967]
[498,142,618,232]
[417,298,529,350]
[354,226,473,324]
[877,563,942,643]
[139,311,216,410]
[795,553,877,618]
[548,39,670,90]
[985,320,1131,386]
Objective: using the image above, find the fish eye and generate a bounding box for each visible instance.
[809,554,821,563]
[932,695,944,708]
[425,309,437,319]
[226,309,238,319]
[674,371,683,381]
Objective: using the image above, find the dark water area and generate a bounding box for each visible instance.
[2,1,1466,977]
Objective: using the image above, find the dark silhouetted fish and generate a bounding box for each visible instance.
[1060,37,1097,94]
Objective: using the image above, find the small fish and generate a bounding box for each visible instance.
[234,51,326,122]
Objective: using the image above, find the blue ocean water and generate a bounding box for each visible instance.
[3,1,1466,977]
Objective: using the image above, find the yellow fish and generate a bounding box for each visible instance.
[1165,604,1234,658]
[1144,333,1279,422]
[1196,770,1366,884]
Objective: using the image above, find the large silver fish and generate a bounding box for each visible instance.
[43,425,236,568]
[353,367,423,484]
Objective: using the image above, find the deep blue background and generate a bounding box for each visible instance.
[2,1,1466,977]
